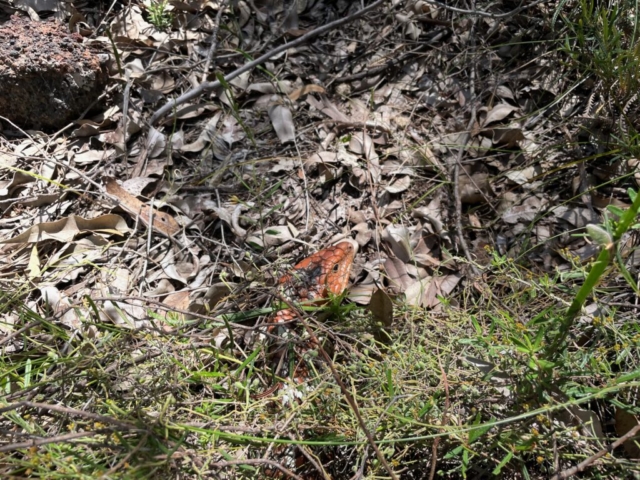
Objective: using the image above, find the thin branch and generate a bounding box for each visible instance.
[201,0,228,83]
[0,401,140,431]
[0,319,41,347]
[0,431,101,453]
[449,3,480,276]
[550,423,640,480]
[150,0,386,124]
[422,0,550,19]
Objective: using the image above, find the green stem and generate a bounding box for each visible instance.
[547,190,640,359]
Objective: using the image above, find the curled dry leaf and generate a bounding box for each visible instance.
[554,206,599,228]
[247,81,294,95]
[98,298,147,329]
[405,274,461,308]
[111,6,153,41]
[482,103,519,127]
[382,224,412,262]
[504,165,542,185]
[0,171,34,197]
[73,149,116,165]
[146,127,167,158]
[103,267,130,293]
[122,177,156,197]
[305,151,339,168]
[159,249,190,284]
[1,214,129,244]
[40,286,82,330]
[556,406,603,440]
[349,283,376,305]
[501,195,543,224]
[180,113,221,152]
[484,127,525,147]
[148,278,175,296]
[352,222,372,246]
[246,225,296,249]
[349,132,377,161]
[384,175,411,194]
[405,277,431,307]
[163,291,191,311]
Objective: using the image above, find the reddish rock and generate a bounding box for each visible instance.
[0,16,108,130]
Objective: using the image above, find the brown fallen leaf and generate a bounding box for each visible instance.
[163,291,191,311]
[368,288,393,327]
[384,256,414,292]
[105,178,180,237]
[1,214,129,244]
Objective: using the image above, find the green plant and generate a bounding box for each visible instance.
[547,187,640,358]
[147,0,172,31]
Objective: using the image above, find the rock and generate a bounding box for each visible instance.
[0,16,108,130]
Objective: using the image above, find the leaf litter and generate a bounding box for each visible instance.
[1,0,640,477]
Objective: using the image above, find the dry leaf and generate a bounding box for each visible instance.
[384,257,413,292]
[368,288,393,327]
[382,225,412,262]
[385,175,411,194]
[247,225,296,249]
[1,214,129,244]
[268,104,296,144]
[180,112,221,152]
[349,283,377,305]
[459,172,492,204]
[306,95,351,122]
[163,291,190,311]
[105,178,180,237]
[505,166,542,185]
[405,277,432,307]
[482,103,519,126]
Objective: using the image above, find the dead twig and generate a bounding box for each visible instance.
[449,7,480,276]
[0,401,140,432]
[550,423,640,480]
[150,0,386,124]
[422,0,550,19]
[0,431,101,453]
[0,319,41,348]
[201,0,227,83]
